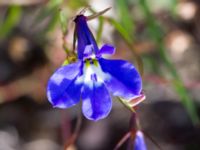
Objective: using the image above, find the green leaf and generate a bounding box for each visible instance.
[0,5,22,38]
[116,0,135,35]
[106,18,132,44]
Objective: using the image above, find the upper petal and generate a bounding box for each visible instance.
[74,15,99,59]
[81,80,112,121]
[97,44,115,57]
[47,61,83,108]
[99,58,142,100]
[83,45,94,58]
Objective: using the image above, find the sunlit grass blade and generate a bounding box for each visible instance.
[32,0,63,27]
[43,11,60,33]
[116,0,135,35]
[139,0,199,124]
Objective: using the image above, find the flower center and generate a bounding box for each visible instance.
[75,59,111,89]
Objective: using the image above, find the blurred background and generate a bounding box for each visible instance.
[0,0,200,150]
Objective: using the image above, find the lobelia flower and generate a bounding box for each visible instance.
[47,14,142,121]
[134,130,147,150]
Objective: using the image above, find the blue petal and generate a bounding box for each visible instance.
[99,58,142,99]
[83,45,93,58]
[134,131,147,150]
[47,61,83,108]
[81,81,112,121]
[97,44,115,56]
[74,15,99,59]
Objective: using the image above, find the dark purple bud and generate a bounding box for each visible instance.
[134,131,147,150]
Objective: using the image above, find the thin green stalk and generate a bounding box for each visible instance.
[96,16,104,44]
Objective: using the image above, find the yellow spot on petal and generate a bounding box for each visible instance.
[85,60,90,68]
[93,59,98,67]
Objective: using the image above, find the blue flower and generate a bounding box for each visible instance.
[47,15,142,121]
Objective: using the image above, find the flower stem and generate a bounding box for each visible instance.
[117,97,136,113]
